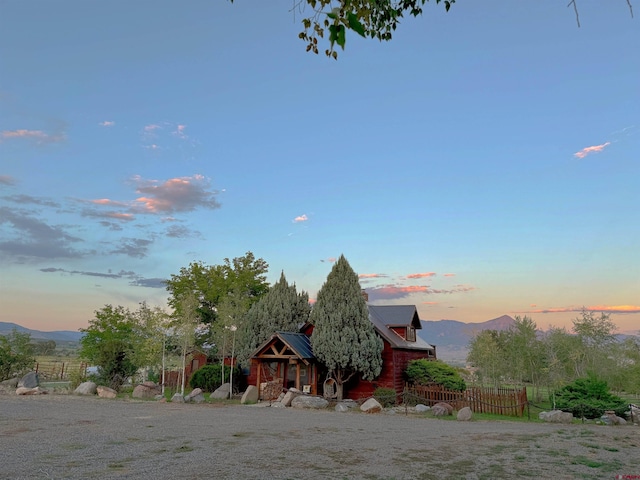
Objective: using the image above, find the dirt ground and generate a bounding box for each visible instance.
[1,394,639,479]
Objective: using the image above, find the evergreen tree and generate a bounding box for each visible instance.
[310,255,383,400]
[237,272,310,367]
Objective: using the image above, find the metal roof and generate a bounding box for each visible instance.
[368,305,435,351]
[276,331,314,359]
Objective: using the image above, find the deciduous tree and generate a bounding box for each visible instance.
[0,330,35,381]
[309,255,383,400]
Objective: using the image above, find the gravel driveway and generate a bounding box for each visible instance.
[1,395,638,479]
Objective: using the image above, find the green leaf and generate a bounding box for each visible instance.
[347,12,366,37]
[336,24,346,49]
[327,11,337,20]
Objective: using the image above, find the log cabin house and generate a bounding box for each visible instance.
[247,305,436,400]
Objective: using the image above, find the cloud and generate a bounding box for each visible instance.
[359,273,387,279]
[131,174,221,214]
[0,129,65,144]
[293,214,308,223]
[526,305,640,314]
[3,194,60,208]
[320,257,337,263]
[173,124,187,139]
[166,224,200,238]
[82,209,135,222]
[366,283,476,301]
[99,121,115,127]
[422,301,439,306]
[98,221,123,231]
[110,237,153,258]
[574,141,611,159]
[129,277,167,288]
[443,273,456,277]
[143,124,161,133]
[0,175,16,186]
[0,206,83,260]
[406,272,436,279]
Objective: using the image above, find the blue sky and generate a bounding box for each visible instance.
[1,1,638,333]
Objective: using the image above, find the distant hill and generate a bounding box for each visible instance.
[418,315,516,365]
[0,322,84,343]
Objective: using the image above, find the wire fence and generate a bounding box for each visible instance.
[34,361,87,380]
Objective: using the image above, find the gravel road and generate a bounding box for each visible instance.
[1,394,638,479]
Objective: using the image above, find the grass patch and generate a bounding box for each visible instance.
[571,456,604,468]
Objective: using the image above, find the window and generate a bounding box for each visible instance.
[406,326,416,342]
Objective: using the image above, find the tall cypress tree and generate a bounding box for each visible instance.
[310,255,383,400]
[237,271,310,367]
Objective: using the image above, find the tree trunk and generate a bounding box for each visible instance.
[336,381,344,401]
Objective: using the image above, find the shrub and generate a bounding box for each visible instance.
[373,387,397,407]
[553,376,628,419]
[189,364,243,392]
[405,359,466,391]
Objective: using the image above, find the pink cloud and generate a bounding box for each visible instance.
[293,214,308,223]
[367,283,476,300]
[99,121,115,127]
[407,272,436,279]
[0,129,65,144]
[574,141,611,159]
[144,124,161,133]
[359,273,386,279]
[525,305,640,314]
[0,175,16,186]
[132,174,221,214]
[443,273,456,277]
[422,301,438,306]
[173,124,187,139]
[105,212,134,221]
[91,198,128,207]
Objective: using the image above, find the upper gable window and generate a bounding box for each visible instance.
[406,326,416,342]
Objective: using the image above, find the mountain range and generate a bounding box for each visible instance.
[0,322,84,343]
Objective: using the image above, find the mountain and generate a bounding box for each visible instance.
[417,315,516,365]
[0,322,84,343]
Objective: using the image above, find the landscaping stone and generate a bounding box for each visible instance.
[360,398,383,414]
[457,407,473,421]
[1,377,19,388]
[97,386,117,399]
[211,383,230,400]
[270,401,286,408]
[433,402,453,414]
[18,372,39,389]
[415,404,430,413]
[431,403,453,417]
[539,410,573,424]
[171,393,185,403]
[601,411,626,425]
[74,381,97,396]
[335,403,350,413]
[16,386,47,395]
[241,385,259,404]
[291,395,328,409]
[132,382,160,399]
[186,388,205,403]
[282,388,301,407]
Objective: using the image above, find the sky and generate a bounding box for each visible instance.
[1,1,638,334]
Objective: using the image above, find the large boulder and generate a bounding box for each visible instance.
[74,381,97,395]
[539,410,574,424]
[1,377,19,388]
[16,386,47,395]
[210,383,231,400]
[415,404,431,413]
[457,407,473,421]
[601,411,627,425]
[186,388,205,403]
[291,395,329,409]
[431,403,454,417]
[241,385,259,405]
[18,372,39,389]
[97,386,117,399]
[282,388,301,407]
[171,393,185,403]
[360,398,383,414]
[132,382,161,399]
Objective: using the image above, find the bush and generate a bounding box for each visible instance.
[189,364,242,392]
[373,387,397,407]
[405,359,466,391]
[553,376,628,419]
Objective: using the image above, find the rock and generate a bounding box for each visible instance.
[171,393,185,403]
[433,402,454,415]
[360,398,383,414]
[457,407,473,421]
[335,403,350,413]
[97,386,117,399]
[241,385,259,405]
[18,372,39,389]
[16,386,47,395]
[1,377,19,388]
[431,404,453,417]
[74,381,97,396]
[282,388,301,407]
[601,411,627,425]
[291,395,329,409]
[539,410,573,424]
[270,401,286,408]
[186,388,205,403]
[210,383,230,400]
[132,383,161,399]
[415,404,431,413]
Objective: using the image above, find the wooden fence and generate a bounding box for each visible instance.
[406,383,528,417]
[35,361,87,380]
